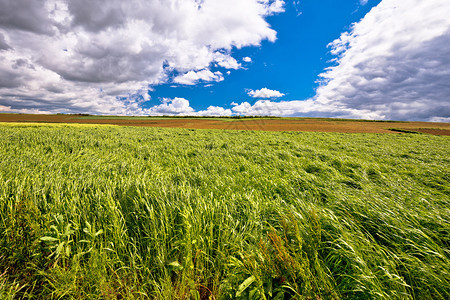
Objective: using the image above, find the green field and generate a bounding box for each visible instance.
[0,123,448,299]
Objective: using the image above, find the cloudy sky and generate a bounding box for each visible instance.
[0,0,449,121]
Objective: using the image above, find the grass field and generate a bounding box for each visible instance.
[0,113,449,135]
[0,122,449,299]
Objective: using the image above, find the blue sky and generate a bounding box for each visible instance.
[0,0,449,121]
[148,0,382,111]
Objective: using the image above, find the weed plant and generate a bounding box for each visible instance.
[0,123,448,299]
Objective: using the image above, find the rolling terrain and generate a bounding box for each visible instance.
[0,122,448,299]
[0,113,449,135]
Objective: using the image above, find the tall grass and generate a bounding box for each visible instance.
[0,123,448,299]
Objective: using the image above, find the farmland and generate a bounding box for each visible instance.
[0,113,449,135]
[0,122,449,299]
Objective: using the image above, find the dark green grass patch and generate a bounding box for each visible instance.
[388,128,422,134]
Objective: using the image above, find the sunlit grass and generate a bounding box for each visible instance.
[0,122,117,128]
[0,125,448,299]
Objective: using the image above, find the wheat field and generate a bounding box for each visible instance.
[0,123,448,299]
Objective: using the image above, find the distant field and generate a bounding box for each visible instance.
[0,113,449,135]
[0,123,448,299]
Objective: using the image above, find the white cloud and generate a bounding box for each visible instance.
[0,33,10,50]
[261,0,286,15]
[228,0,450,121]
[232,100,302,116]
[248,88,285,98]
[196,106,233,116]
[360,0,369,5]
[191,0,447,121]
[173,70,224,85]
[243,56,252,62]
[146,0,450,121]
[0,0,285,115]
[214,52,241,69]
[146,97,195,115]
[313,0,450,121]
[429,117,450,123]
[0,105,52,115]
[230,99,382,119]
[144,98,232,116]
[3,0,447,121]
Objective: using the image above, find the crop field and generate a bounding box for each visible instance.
[0,113,449,135]
[0,122,449,299]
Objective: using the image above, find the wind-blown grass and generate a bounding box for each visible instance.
[0,123,448,299]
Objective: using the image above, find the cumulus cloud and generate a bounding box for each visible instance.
[196,106,233,116]
[3,0,447,121]
[173,70,224,85]
[67,0,126,32]
[0,33,10,50]
[0,105,51,115]
[144,98,232,116]
[146,97,195,115]
[230,0,450,121]
[214,52,241,69]
[0,0,55,34]
[161,0,450,121]
[314,0,450,121]
[261,0,285,15]
[0,0,285,115]
[248,88,285,98]
[230,99,382,119]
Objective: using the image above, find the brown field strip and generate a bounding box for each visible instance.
[0,113,449,135]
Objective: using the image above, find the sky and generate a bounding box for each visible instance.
[0,0,449,121]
